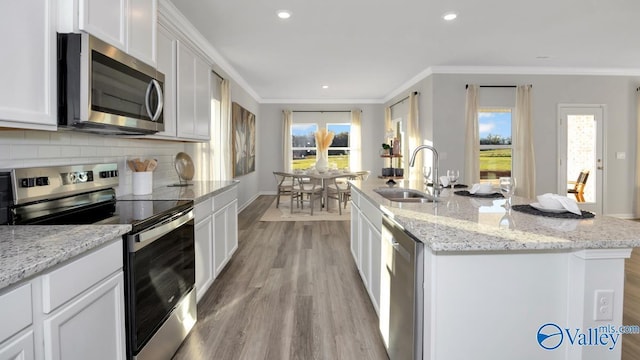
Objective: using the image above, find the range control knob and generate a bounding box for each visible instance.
[35,177,49,186]
[20,178,36,188]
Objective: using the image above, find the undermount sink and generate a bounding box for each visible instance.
[374,188,438,203]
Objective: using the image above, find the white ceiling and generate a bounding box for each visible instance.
[168,0,640,103]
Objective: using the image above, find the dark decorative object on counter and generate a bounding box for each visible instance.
[382,168,394,176]
[394,168,404,177]
[511,204,595,219]
[454,190,503,198]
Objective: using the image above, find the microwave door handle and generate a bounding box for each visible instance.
[144,80,164,122]
[150,79,164,121]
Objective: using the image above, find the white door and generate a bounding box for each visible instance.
[557,105,604,214]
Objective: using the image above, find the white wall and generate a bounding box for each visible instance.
[386,73,639,216]
[257,103,384,194]
[0,130,185,196]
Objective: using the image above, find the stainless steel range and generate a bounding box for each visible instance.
[2,163,196,360]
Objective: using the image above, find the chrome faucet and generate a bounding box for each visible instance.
[409,145,440,197]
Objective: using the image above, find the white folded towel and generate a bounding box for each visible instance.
[439,176,449,187]
[536,193,582,215]
[469,183,493,194]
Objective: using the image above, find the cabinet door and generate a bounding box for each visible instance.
[79,0,126,50]
[361,219,371,289]
[194,216,214,302]
[225,200,238,258]
[43,272,125,360]
[176,42,196,139]
[154,25,177,138]
[350,204,361,266]
[127,0,156,66]
[194,56,211,140]
[0,1,56,129]
[0,330,35,360]
[369,225,382,314]
[213,208,227,276]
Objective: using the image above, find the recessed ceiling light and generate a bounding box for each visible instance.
[277,10,291,19]
[321,85,329,89]
[442,12,457,21]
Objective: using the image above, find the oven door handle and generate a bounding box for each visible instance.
[130,209,194,251]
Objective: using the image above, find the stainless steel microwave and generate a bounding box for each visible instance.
[57,33,165,135]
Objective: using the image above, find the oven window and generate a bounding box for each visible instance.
[128,220,195,350]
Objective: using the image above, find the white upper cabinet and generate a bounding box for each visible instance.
[59,0,157,67]
[152,24,177,138]
[0,1,57,130]
[177,41,211,141]
[127,0,157,66]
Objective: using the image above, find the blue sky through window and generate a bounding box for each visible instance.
[292,124,317,137]
[479,111,511,140]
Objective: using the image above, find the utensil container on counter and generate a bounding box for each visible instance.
[132,172,153,195]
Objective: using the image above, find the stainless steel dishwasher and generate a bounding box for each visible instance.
[380,216,424,360]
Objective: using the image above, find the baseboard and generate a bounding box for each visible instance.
[237,191,274,212]
[606,213,636,220]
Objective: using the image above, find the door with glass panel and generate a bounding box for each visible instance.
[557,105,604,214]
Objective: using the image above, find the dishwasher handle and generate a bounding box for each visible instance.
[387,233,411,263]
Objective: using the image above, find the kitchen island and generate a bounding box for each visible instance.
[350,179,640,360]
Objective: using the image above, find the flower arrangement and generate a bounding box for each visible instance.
[315,128,334,153]
[314,128,334,171]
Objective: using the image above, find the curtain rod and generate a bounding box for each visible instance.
[390,91,419,108]
[211,69,224,81]
[465,84,533,89]
[292,110,352,113]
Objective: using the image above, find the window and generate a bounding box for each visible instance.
[479,108,512,181]
[327,123,350,169]
[291,123,318,169]
[290,119,351,170]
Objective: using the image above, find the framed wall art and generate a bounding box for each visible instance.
[232,102,256,177]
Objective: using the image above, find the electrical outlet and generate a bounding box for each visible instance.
[594,290,614,321]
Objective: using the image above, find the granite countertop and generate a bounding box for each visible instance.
[0,225,131,291]
[352,179,640,252]
[117,180,239,203]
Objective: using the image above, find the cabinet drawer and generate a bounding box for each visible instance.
[212,187,237,212]
[42,240,123,314]
[360,195,382,229]
[350,187,361,208]
[0,283,32,344]
[194,197,213,221]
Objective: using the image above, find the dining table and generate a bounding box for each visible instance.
[289,170,360,211]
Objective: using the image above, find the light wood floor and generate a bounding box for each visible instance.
[173,195,389,360]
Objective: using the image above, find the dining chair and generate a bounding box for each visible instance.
[567,170,589,202]
[273,171,296,208]
[291,174,323,215]
[326,175,351,215]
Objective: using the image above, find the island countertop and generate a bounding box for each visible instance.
[351,179,640,252]
[0,225,131,291]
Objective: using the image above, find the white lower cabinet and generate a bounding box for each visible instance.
[0,238,125,360]
[0,330,35,360]
[194,209,214,302]
[193,186,239,302]
[43,272,125,360]
[350,187,382,314]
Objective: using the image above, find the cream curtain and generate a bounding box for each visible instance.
[384,106,392,140]
[464,85,480,185]
[282,110,293,172]
[350,109,362,170]
[635,89,640,217]
[218,79,232,180]
[513,84,535,198]
[407,92,422,182]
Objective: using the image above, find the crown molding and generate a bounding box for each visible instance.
[382,67,434,103]
[260,98,384,105]
[430,65,640,76]
[158,0,262,103]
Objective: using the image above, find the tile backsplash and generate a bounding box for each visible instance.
[0,129,188,196]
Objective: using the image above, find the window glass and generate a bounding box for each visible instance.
[291,124,318,169]
[327,123,350,169]
[479,109,512,181]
